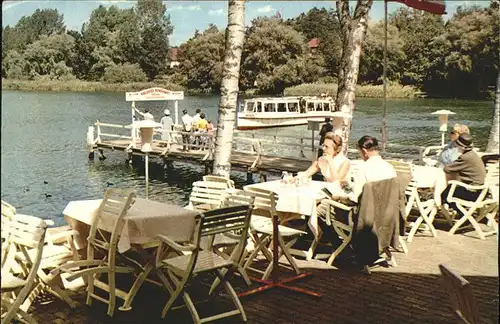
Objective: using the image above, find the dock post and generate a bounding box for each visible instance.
[127,152,133,164]
[98,149,106,161]
[87,126,95,160]
[246,172,253,184]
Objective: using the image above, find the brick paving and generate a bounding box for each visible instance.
[29,229,498,324]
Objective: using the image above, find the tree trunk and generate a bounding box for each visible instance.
[486,73,499,152]
[335,0,373,153]
[213,0,246,178]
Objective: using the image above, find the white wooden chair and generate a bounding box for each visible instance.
[1,201,79,310]
[1,213,47,324]
[439,264,480,324]
[51,188,138,317]
[243,187,306,280]
[405,181,438,243]
[186,180,230,212]
[446,162,499,239]
[202,175,235,189]
[155,204,253,323]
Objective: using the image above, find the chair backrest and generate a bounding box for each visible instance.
[439,264,480,324]
[188,180,230,210]
[88,188,136,263]
[220,189,255,207]
[244,187,278,217]
[185,205,253,275]
[387,160,413,189]
[203,175,235,189]
[1,200,16,242]
[1,213,47,323]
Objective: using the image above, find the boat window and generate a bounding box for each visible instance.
[315,102,323,111]
[288,103,298,112]
[324,102,330,111]
[246,102,254,113]
[264,103,275,112]
[255,102,262,113]
[307,102,315,112]
[277,103,287,112]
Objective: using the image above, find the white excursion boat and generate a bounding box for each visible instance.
[236,96,339,130]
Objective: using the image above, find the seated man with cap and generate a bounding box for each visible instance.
[440,133,486,212]
[160,109,173,144]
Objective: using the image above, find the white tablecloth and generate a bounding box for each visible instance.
[244,180,348,237]
[63,198,198,253]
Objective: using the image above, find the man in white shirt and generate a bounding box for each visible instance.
[192,109,201,130]
[134,107,154,121]
[351,135,397,202]
[181,109,193,151]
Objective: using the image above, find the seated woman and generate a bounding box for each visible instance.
[298,132,350,183]
[439,124,470,166]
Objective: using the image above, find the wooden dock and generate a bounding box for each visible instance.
[88,121,425,179]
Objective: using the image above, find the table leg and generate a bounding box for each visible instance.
[238,214,322,298]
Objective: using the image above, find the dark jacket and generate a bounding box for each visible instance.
[351,177,405,266]
[319,123,333,145]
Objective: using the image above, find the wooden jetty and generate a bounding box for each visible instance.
[87,121,425,180]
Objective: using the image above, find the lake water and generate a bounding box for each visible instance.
[1,90,494,224]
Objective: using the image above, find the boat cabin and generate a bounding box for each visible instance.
[240,97,334,114]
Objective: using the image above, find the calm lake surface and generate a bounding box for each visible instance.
[1,90,494,224]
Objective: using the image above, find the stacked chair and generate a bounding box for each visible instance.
[1,213,47,324]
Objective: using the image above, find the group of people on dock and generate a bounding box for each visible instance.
[133,106,214,151]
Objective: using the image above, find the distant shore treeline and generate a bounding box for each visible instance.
[2,1,498,99]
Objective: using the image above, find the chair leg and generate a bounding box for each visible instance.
[216,268,247,322]
[86,273,95,306]
[107,271,116,317]
[398,236,408,254]
[46,283,78,308]
[279,236,301,275]
[14,306,38,324]
[407,217,424,243]
[449,206,474,236]
[161,272,188,319]
[182,292,202,324]
[327,232,352,266]
[120,262,154,311]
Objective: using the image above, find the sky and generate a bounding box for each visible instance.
[2,0,491,46]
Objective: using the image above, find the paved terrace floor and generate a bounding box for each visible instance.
[30,229,498,324]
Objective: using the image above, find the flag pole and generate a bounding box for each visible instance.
[381,0,389,152]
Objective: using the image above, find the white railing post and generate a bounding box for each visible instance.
[96,120,102,143]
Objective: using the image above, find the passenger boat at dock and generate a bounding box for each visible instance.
[236,96,339,130]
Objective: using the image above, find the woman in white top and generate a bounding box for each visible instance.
[299,132,350,182]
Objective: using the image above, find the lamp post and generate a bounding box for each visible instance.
[431,110,456,146]
[135,120,161,199]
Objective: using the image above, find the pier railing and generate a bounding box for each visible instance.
[87,121,428,163]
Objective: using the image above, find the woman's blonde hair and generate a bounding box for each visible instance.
[452,124,470,135]
[324,132,343,153]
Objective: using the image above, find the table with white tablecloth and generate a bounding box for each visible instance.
[244,180,348,260]
[63,198,198,253]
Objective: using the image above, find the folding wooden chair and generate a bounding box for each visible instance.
[1,213,47,324]
[243,187,306,280]
[51,189,138,317]
[405,181,438,243]
[447,163,499,239]
[202,175,235,189]
[186,180,230,212]
[155,204,253,323]
[439,264,480,324]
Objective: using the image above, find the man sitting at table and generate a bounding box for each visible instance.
[440,134,486,214]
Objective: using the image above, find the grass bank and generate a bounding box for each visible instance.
[1,78,185,93]
[283,83,420,98]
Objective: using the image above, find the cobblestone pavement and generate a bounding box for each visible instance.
[29,229,498,324]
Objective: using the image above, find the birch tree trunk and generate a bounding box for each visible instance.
[486,73,499,152]
[335,0,373,153]
[213,0,246,178]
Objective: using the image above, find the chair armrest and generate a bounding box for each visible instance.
[44,219,55,226]
[323,199,355,211]
[47,230,79,242]
[422,145,445,157]
[156,234,196,252]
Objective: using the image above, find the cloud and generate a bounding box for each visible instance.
[208,9,224,16]
[256,5,274,13]
[166,4,201,12]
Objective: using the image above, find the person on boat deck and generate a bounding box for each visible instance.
[317,118,333,158]
[181,109,193,151]
[195,113,209,150]
[160,109,173,143]
[298,132,350,183]
[439,124,470,166]
[133,106,154,121]
[440,134,486,215]
[192,109,201,131]
[207,120,214,135]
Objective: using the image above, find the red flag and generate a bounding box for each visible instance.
[389,0,446,15]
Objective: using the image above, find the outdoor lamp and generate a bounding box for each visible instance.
[431,110,455,146]
[135,120,162,199]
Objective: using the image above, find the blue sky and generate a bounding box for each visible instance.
[2,1,490,46]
